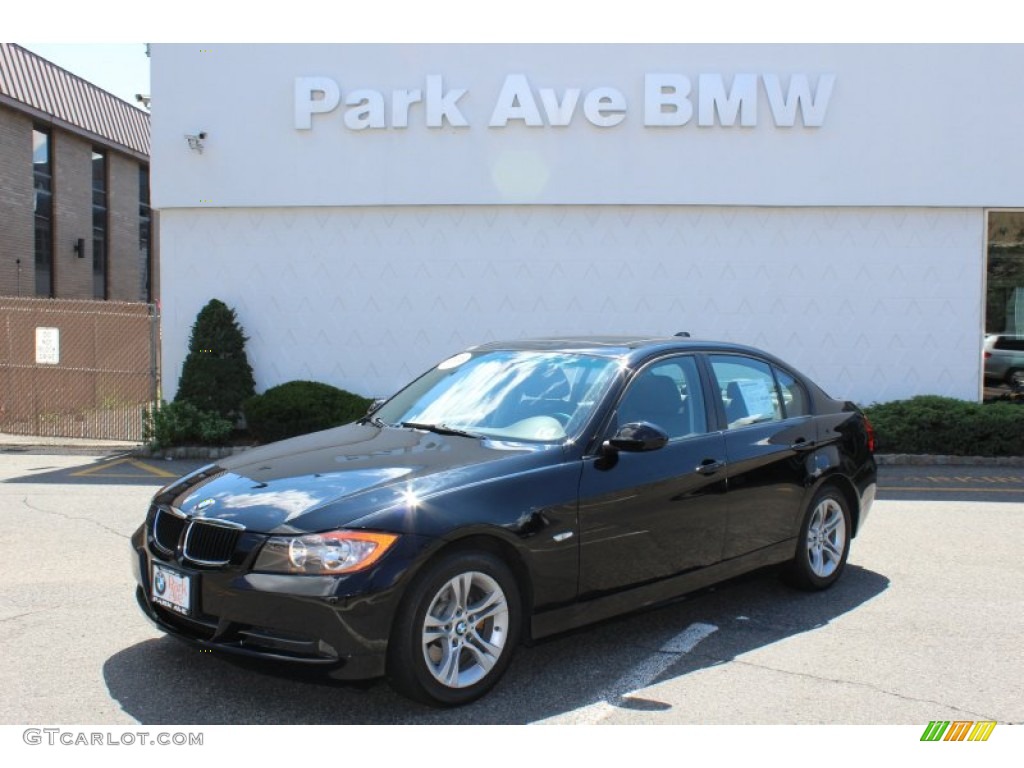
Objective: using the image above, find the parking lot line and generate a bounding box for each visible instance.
[69,457,179,479]
[535,622,718,725]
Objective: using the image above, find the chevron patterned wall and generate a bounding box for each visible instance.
[160,205,984,406]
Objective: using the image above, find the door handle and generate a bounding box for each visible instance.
[696,459,726,475]
[790,438,816,452]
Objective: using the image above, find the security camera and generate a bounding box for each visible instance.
[185,133,206,153]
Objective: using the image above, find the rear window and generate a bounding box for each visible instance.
[774,367,811,418]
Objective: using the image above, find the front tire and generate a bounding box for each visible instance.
[387,550,521,706]
[785,486,851,591]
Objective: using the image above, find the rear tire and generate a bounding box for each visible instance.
[785,486,851,591]
[386,550,520,706]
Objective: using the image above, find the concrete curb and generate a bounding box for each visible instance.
[873,453,1024,467]
[133,445,254,461]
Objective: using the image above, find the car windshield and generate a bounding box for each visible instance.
[372,350,621,443]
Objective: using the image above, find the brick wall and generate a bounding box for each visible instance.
[0,105,34,297]
[0,104,150,302]
[52,131,94,299]
[109,152,141,301]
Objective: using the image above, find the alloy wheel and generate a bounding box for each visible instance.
[805,496,847,578]
[420,571,510,689]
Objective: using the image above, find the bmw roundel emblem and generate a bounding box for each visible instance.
[154,572,166,595]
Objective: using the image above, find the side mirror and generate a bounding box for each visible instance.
[605,421,669,453]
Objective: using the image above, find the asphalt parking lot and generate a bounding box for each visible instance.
[0,449,1020,728]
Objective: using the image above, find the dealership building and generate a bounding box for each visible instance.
[150,44,1024,406]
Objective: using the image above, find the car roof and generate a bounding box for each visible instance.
[467,335,772,361]
[464,335,838,402]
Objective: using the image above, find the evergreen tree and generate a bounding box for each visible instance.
[175,299,255,420]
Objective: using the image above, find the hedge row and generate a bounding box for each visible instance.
[863,395,1024,457]
[144,401,234,449]
[243,380,373,443]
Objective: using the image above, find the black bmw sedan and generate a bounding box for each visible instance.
[132,336,877,706]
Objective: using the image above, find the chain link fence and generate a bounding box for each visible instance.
[0,297,159,441]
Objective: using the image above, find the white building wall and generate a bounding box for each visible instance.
[150,44,1024,209]
[151,44,1014,405]
[160,205,983,405]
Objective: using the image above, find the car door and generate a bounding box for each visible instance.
[707,354,816,559]
[577,354,728,596]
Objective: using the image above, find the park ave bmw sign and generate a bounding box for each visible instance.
[294,72,835,131]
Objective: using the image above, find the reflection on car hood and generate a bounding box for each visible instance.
[164,422,553,535]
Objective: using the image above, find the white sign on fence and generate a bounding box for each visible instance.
[35,327,60,365]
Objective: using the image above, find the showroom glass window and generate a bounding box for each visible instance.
[92,149,107,299]
[33,128,53,297]
[985,212,1024,393]
[139,165,151,302]
[987,212,1024,335]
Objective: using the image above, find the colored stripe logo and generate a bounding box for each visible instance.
[921,721,996,742]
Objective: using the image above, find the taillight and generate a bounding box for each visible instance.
[863,415,876,453]
[984,352,992,359]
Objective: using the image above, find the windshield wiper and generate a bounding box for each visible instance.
[400,422,481,438]
[360,414,389,428]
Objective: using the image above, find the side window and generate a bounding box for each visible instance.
[995,336,1024,352]
[774,367,810,418]
[709,355,782,429]
[616,356,707,439]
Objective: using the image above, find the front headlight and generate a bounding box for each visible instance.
[254,530,399,575]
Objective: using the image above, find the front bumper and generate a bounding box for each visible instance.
[131,524,431,680]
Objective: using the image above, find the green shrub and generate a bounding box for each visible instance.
[175,299,256,420]
[244,381,373,444]
[863,395,1024,457]
[143,401,234,449]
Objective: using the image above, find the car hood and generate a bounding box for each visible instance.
[160,422,558,535]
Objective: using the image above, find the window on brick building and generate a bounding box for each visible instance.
[33,128,53,297]
[92,149,107,299]
[139,165,152,302]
